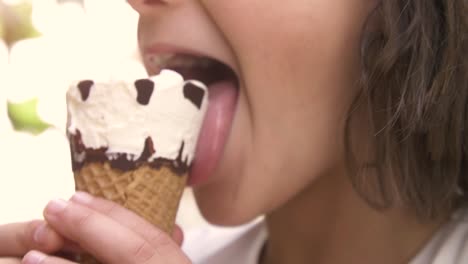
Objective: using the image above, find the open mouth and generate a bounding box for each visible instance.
[144,53,240,186]
[144,53,239,88]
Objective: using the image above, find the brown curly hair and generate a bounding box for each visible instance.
[347,0,468,220]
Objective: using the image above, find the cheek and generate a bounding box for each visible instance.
[195,1,372,225]
[230,1,368,171]
[205,0,369,126]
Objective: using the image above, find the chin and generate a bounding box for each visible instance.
[193,187,262,227]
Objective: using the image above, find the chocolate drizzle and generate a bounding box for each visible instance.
[134,79,155,105]
[183,83,205,109]
[69,130,189,175]
[109,155,137,172]
[139,137,155,161]
[77,80,94,101]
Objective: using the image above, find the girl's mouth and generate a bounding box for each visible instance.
[143,52,240,186]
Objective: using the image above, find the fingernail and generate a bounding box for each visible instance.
[23,250,46,264]
[45,199,68,215]
[71,191,93,204]
[33,223,48,244]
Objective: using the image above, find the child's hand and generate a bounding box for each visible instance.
[0,219,73,263]
[0,193,189,264]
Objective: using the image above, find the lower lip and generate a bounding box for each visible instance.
[188,81,238,186]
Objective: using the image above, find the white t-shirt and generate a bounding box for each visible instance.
[183,208,468,264]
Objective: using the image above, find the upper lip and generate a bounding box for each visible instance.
[141,43,239,78]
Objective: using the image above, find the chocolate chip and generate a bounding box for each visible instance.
[135,79,155,105]
[183,83,205,109]
[77,80,94,101]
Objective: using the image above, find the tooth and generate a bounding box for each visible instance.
[148,54,218,70]
[171,57,196,68]
[160,54,175,63]
[148,54,176,68]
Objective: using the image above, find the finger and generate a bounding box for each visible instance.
[22,251,76,264]
[172,224,184,247]
[0,221,65,257]
[70,192,183,247]
[59,240,83,254]
[43,199,190,264]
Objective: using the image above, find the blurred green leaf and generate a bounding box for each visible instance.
[1,1,41,46]
[7,98,52,135]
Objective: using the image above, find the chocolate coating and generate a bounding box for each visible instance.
[77,80,94,101]
[183,83,205,109]
[69,131,189,175]
[135,79,155,105]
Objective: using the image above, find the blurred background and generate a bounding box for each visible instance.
[0,0,206,229]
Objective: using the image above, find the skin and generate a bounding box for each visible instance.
[0,0,446,263]
[0,193,186,264]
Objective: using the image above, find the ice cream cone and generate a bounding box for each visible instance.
[73,162,187,264]
[74,162,187,233]
[66,70,208,264]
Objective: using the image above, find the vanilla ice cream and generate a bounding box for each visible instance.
[66,70,208,173]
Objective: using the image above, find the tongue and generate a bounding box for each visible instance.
[189,81,238,186]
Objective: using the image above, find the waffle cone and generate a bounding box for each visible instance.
[73,162,187,264]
